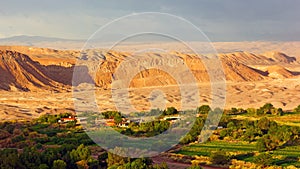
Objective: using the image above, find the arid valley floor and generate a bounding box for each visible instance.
[0,43,300,121]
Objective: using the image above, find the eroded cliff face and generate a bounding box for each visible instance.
[0,47,298,91]
[0,50,66,91]
[93,51,268,89]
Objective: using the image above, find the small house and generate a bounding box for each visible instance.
[105,119,115,127]
[58,116,76,123]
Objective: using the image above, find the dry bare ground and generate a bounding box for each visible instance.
[0,45,300,121]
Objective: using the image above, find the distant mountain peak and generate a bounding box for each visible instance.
[0,35,81,43]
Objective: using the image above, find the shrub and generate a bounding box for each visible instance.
[210,151,230,165]
[187,165,203,169]
[162,107,178,116]
[294,105,300,113]
[253,153,273,167]
[197,105,211,114]
[256,138,267,152]
[52,160,67,169]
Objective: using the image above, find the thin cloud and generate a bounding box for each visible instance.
[0,0,299,41]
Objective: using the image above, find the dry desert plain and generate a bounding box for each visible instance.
[0,44,300,121]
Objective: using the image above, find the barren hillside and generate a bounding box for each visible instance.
[0,50,68,91]
[0,46,299,120]
[0,47,299,91]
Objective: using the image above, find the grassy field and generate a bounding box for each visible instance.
[271,113,300,127]
[233,112,300,127]
[176,140,300,167]
[273,146,300,156]
[175,141,256,157]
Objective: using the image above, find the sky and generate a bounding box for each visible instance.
[0,0,300,42]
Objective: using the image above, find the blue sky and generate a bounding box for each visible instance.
[0,0,299,41]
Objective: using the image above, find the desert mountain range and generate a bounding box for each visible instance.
[0,46,298,91]
[1,36,300,58]
[0,45,299,120]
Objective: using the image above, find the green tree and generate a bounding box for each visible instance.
[246,108,257,115]
[123,158,151,169]
[180,133,194,144]
[256,117,270,133]
[163,107,178,116]
[70,144,91,163]
[256,138,267,152]
[0,149,25,169]
[261,103,274,113]
[102,111,121,119]
[41,148,59,167]
[268,125,292,147]
[227,121,236,129]
[98,152,108,168]
[243,126,262,142]
[151,162,168,169]
[294,105,300,113]
[257,134,280,151]
[107,151,129,167]
[197,105,211,114]
[39,164,49,169]
[276,108,284,116]
[180,117,204,144]
[20,147,42,168]
[52,160,66,169]
[66,121,77,128]
[219,129,228,139]
[36,143,43,150]
[114,115,123,124]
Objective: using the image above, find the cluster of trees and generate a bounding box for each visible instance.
[180,106,227,144]
[2,104,300,168]
[0,113,95,149]
[100,107,179,137]
[0,144,93,169]
[101,107,179,123]
[105,152,168,169]
[222,103,284,116]
[256,121,299,152]
[0,142,171,169]
[0,112,172,169]
[35,113,74,124]
[253,103,284,116]
[102,111,123,124]
[218,104,300,153]
[180,117,205,144]
[121,120,170,137]
[218,116,300,152]
[177,104,300,168]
